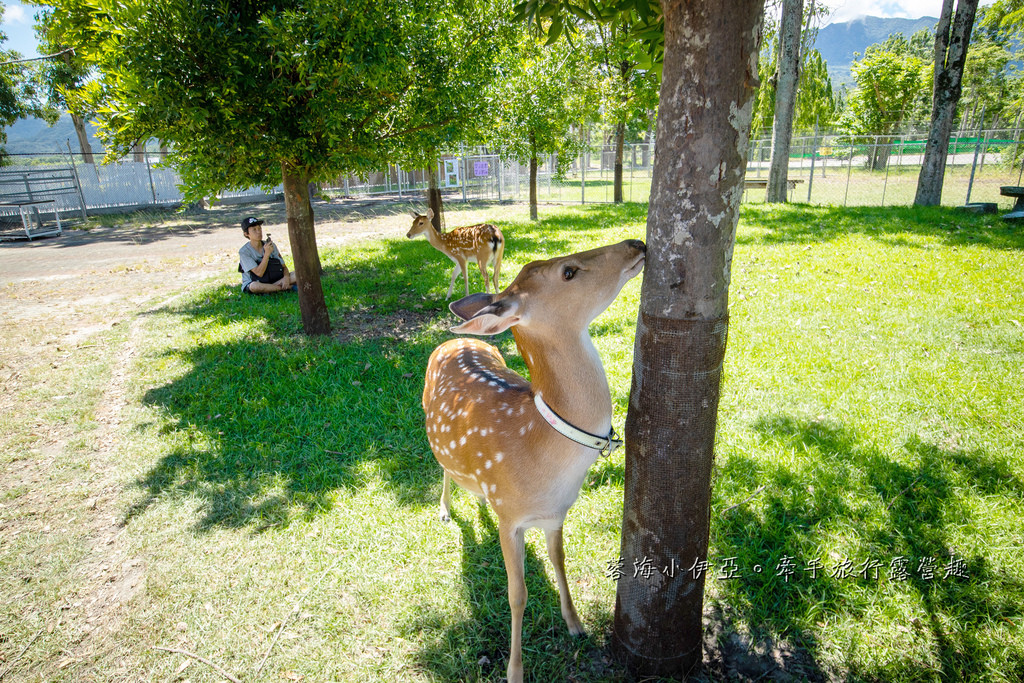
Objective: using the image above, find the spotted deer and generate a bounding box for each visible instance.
[421,239,646,683]
[406,208,504,299]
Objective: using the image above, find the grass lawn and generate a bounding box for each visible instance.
[1,202,1022,681]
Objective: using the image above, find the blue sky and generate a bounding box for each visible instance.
[0,0,979,61]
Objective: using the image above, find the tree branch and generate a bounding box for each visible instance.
[0,47,77,66]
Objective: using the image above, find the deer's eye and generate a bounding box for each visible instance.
[562,266,578,281]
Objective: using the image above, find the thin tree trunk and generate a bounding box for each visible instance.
[614,120,626,203]
[767,0,803,203]
[915,0,979,206]
[71,114,94,165]
[281,161,330,335]
[613,0,763,676]
[428,162,444,232]
[132,142,146,162]
[529,132,539,221]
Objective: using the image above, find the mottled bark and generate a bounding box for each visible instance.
[766,0,803,203]
[613,0,764,676]
[282,162,331,335]
[915,0,978,206]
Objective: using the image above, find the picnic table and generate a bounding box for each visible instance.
[0,199,63,241]
[999,186,1024,220]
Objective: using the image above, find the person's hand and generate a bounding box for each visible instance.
[263,239,274,256]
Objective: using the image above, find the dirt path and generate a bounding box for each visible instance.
[0,197,419,680]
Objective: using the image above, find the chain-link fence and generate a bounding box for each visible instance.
[4,130,1023,223]
[744,129,1024,207]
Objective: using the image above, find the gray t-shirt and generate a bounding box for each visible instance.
[239,241,284,289]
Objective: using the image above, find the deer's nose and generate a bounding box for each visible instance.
[626,239,646,253]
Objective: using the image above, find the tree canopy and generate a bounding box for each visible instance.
[47,0,514,199]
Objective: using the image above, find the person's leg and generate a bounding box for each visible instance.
[247,281,280,294]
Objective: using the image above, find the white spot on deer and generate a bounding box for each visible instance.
[485,460,492,469]
[495,452,504,462]
[460,436,467,446]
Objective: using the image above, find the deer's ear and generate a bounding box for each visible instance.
[450,298,521,336]
[427,207,435,221]
[450,293,493,320]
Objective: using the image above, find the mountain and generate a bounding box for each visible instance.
[813,15,939,90]
[3,114,105,156]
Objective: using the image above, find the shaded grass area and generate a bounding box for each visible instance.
[8,201,1019,681]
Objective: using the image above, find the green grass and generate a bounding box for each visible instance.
[3,201,1022,681]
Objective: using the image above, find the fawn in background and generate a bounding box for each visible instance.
[406,208,504,299]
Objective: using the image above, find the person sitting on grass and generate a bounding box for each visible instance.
[239,217,297,294]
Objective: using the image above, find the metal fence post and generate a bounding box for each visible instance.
[146,152,157,205]
[65,140,89,218]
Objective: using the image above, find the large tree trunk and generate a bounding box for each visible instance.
[281,161,331,335]
[71,114,95,165]
[614,120,626,203]
[428,162,444,232]
[612,0,763,676]
[766,0,803,203]
[915,0,979,206]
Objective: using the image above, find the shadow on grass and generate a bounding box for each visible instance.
[710,414,1024,681]
[405,501,613,682]
[738,204,1024,251]
[127,206,644,532]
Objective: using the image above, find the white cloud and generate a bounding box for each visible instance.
[825,0,995,25]
[3,3,33,25]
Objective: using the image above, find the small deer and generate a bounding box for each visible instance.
[406,208,504,299]
[421,239,646,683]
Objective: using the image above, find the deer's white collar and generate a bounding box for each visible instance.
[533,392,623,457]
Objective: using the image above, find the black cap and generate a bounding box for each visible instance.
[241,216,264,232]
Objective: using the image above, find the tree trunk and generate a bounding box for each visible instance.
[529,132,539,221]
[132,142,146,162]
[766,0,803,203]
[614,120,626,203]
[281,161,331,335]
[428,163,444,232]
[612,0,763,676]
[915,0,979,206]
[71,114,95,165]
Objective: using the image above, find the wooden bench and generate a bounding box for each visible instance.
[0,200,63,240]
[999,186,1024,220]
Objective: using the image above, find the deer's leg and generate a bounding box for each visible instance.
[492,248,502,294]
[462,259,471,296]
[544,526,585,636]
[477,258,491,294]
[439,471,452,522]
[446,262,462,299]
[499,522,527,683]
